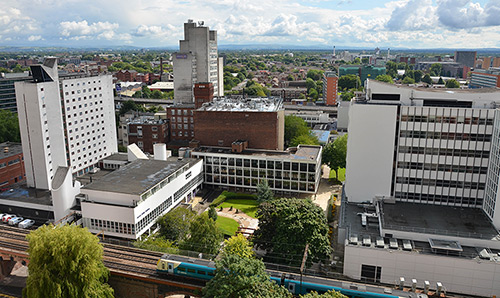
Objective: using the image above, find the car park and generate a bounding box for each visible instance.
[18,219,35,229]
[8,216,24,226]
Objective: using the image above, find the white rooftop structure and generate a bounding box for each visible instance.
[198,97,283,112]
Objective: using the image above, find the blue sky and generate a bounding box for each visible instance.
[1,0,500,49]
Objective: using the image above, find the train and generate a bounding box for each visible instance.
[157,254,429,298]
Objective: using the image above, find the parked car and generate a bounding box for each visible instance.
[8,216,23,226]
[2,214,15,223]
[0,213,5,221]
[18,219,35,229]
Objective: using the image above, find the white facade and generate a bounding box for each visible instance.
[15,59,117,190]
[343,244,500,297]
[346,80,500,221]
[61,75,117,176]
[173,20,219,104]
[15,59,68,190]
[80,158,203,239]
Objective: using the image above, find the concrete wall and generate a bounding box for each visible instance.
[344,244,500,297]
[345,104,397,202]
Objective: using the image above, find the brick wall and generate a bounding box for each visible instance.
[194,110,284,150]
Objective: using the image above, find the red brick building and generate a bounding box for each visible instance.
[323,71,338,106]
[0,142,25,189]
[127,120,169,154]
[166,104,195,142]
[193,98,284,150]
[194,82,214,108]
[115,70,138,82]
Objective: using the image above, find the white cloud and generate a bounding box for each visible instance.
[28,35,42,41]
[437,0,500,29]
[386,0,438,31]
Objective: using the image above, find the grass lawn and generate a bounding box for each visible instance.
[329,167,346,182]
[219,199,259,218]
[216,216,240,236]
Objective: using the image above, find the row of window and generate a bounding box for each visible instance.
[64,80,101,88]
[171,117,193,123]
[205,175,316,192]
[206,166,316,182]
[400,131,492,142]
[170,109,193,116]
[395,192,482,206]
[0,158,21,168]
[396,177,485,189]
[136,196,174,233]
[203,156,317,172]
[398,146,490,158]
[140,165,191,201]
[400,115,494,125]
[397,161,488,174]
[172,131,194,137]
[84,218,135,235]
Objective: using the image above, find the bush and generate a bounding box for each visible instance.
[210,191,257,207]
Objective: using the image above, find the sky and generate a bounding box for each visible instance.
[1,0,500,49]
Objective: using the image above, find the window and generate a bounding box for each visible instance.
[361,264,381,283]
[152,134,158,139]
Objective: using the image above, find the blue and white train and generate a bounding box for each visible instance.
[157,254,428,298]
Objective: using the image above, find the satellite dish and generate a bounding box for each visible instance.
[198,21,204,26]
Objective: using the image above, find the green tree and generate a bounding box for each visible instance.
[202,254,291,298]
[132,90,143,98]
[220,234,254,259]
[141,85,152,98]
[445,79,460,88]
[301,290,347,298]
[308,88,319,100]
[290,134,320,147]
[385,61,398,78]
[306,69,323,81]
[438,77,445,84]
[157,207,196,242]
[306,78,317,91]
[119,100,144,115]
[257,180,274,203]
[254,198,331,267]
[0,110,20,143]
[430,63,442,76]
[375,74,393,84]
[340,90,355,102]
[24,224,113,298]
[284,115,310,146]
[402,77,415,84]
[422,74,432,84]
[338,74,361,90]
[413,70,423,82]
[150,89,164,99]
[208,205,218,221]
[180,213,223,255]
[322,134,348,182]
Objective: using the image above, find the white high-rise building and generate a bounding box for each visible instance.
[173,20,222,104]
[15,58,117,190]
[346,79,500,226]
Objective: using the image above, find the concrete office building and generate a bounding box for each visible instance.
[323,71,338,106]
[340,79,500,296]
[173,20,222,104]
[0,73,31,111]
[15,58,117,190]
[79,155,203,239]
[194,97,285,151]
[191,144,322,194]
[470,68,500,89]
[455,50,477,68]
[339,65,386,85]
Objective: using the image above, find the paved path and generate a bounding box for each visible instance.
[311,165,342,211]
[217,208,258,235]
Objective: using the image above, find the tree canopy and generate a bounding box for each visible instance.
[338,74,361,90]
[301,290,347,298]
[157,207,196,242]
[430,63,442,76]
[24,224,113,298]
[180,213,223,255]
[284,115,318,147]
[254,198,331,267]
[402,76,415,84]
[203,234,290,298]
[257,179,274,203]
[0,110,20,143]
[375,74,393,84]
[322,134,348,182]
[306,69,323,81]
[422,74,433,84]
[445,79,460,88]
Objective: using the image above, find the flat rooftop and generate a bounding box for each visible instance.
[103,153,129,162]
[198,97,283,112]
[0,184,52,206]
[381,202,499,240]
[82,157,200,195]
[0,142,23,160]
[342,202,500,261]
[192,145,321,161]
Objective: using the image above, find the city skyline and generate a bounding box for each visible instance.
[1,0,500,49]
